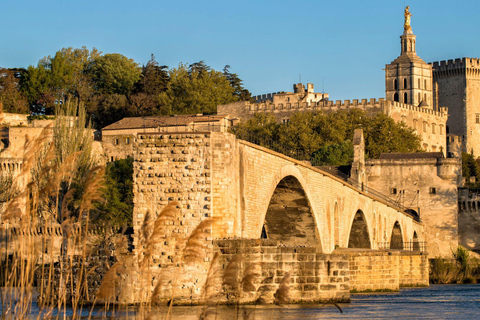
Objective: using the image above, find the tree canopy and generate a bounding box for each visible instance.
[14,48,250,128]
[232,109,422,164]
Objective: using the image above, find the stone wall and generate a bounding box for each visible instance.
[458,189,480,254]
[432,58,480,156]
[339,250,429,292]
[366,157,461,258]
[133,132,425,254]
[215,240,350,304]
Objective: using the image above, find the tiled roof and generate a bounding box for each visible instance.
[379,152,444,160]
[102,114,226,131]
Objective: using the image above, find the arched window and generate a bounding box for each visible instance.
[432,123,436,134]
[394,93,399,102]
[424,79,427,89]
[404,78,407,89]
[418,93,421,102]
[418,79,421,88]
[394,79,398,90]
[404,92,408,103]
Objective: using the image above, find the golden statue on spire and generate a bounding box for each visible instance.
[404,6,412,33]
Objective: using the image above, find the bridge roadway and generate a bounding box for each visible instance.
[133,131,424,254]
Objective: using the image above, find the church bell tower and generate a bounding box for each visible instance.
[385,6,434,108]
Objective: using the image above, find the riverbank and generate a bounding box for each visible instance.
[2,284,479,319]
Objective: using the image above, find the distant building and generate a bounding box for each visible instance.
[218,12,449,154]
[101,114,233,161]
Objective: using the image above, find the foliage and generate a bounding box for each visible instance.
[20,47,100,114]
[86,53,141,95]
[16,48,250,128]
[223,65,252,101]
[232,110,422,164]
[0,68,29,113]
[462,151,480,188]
[311,141,354,166]
[157,62,238,115]
[94,158,134,227]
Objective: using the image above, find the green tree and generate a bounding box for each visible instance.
[311,141,354,166]
[136,54,169,95]
[94,158,133,227]
[88,93,130,129]
[232,110,422,165]
[158,62,238,115]
[462,151,480,188]
[223,65,252,101]
[0,68,29,113]
[20,47,101,114]
[87,53,141,95]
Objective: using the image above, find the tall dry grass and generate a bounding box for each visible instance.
[0,100,110,319]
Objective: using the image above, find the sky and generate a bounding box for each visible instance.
[2,0,480,101]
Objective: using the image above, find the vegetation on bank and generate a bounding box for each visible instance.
[430,246,480,284]
[0,47,251,128]
[231,110,422,165]
[462,151,480,188]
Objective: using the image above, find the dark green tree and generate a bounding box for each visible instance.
[158,62,237,115]
[223,65,252,101]
[0,68,29,113]
[87,53,141,95]
[94,158,134,227]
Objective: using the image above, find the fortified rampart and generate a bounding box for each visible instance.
[218,98,447,152]
[431,58,480,156]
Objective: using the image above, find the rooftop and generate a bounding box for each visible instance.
[102,114,227,131]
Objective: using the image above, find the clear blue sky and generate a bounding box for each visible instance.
[2,0,479,100]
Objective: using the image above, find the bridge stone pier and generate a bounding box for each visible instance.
[132,132,428,305]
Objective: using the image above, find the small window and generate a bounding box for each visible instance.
[404,78,407,89]
[115,139,119,145]
[391,188,398,195]
[394,79,398,90]
[126,137,130,144]
[424,79,427,89]
[476,114,480,124]
[429,187,436,194]
[432,123,436,134]
[423,122,428,133]
[404,92,408,103]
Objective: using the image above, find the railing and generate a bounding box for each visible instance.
[319,167,420,222]
[377,241,426,252]
[232,128,421,222]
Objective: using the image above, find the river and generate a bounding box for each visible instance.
[2,284,480,319]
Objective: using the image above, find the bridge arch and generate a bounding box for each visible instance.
[390,221,404,249]
[347,210,372,249]
[259,164,324,251]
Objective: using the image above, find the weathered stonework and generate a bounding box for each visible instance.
[365,155,461,258]
[432,58,480,156]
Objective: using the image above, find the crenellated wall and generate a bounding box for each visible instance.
[218,98,447,153]
[432,57,480,156]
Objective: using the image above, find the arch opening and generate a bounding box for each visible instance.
[262,175,320,248]
[412,231,420,251]
[348,210,371,249]
[393,93,399,102]
[390,221,403,250]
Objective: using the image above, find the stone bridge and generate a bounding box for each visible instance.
[133,131,424,254]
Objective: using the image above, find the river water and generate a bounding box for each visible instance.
[2,284,480,319]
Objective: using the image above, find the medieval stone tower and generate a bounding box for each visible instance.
[385,6,434,108]
[431,58,480,156]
